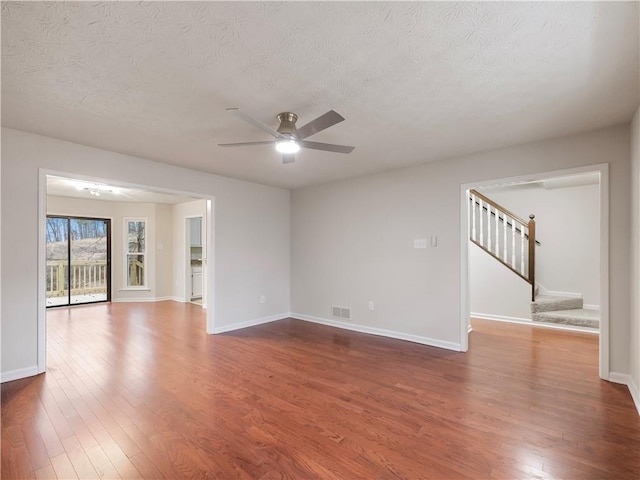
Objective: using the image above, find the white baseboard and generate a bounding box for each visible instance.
[608,372,640,416]
[538,289,583,299]
[112,296,181,303]
[1,365,40,383]
[291,313,462,352]
[471,312,599,334]
[631,377,640,416]
[213,313,287,334]
[472,312,531,323]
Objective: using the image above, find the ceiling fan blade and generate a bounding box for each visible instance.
[227,108,281,138]
[299,140,355,154]
[296,110,345,139]
[282,154,296,164]
[218,140,275,147]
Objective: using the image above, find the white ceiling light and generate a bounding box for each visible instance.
[275,137,300,154]
[73,181,119,195]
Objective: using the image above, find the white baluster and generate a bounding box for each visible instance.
[503,213,507,262]
[511,218,516,269]
[471,194,476,241]
[520,224,526,274]
[495,208,499,256]
[479,198,483,247]
[487,205,492,252]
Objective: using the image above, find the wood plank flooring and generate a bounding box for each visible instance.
[2,302,639,479]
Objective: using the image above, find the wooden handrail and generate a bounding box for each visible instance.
[469,197,541,246]
[470,189,528,226]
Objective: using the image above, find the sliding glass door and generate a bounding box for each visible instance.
[46,216,111,307]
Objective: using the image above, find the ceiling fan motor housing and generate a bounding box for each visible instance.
[276,112,298,138]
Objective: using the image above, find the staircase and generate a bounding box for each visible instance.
[531,295,599,329]
[469,189,537,301]
[469,189,599,331]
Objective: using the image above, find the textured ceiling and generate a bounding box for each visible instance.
[2,2,639,189]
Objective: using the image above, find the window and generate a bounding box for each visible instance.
[125,218,146,288]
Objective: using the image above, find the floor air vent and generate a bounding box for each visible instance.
[332,306,351,320]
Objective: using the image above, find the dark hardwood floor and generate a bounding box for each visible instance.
[2,302,639,479]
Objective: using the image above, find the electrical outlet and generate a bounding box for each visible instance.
[260,295,266,304]
[368,301,375,311]
[414,238,427,249]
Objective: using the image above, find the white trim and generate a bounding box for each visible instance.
[37,172,47,374]
[1,365,40,384]
[212,313,287,334]
[630,377,640,416]
[459,183,470,352]
[292,313,463,351]
[608,373,640,416]
[472,312,530,323]
[598,165,610,379]
[583,304,600,311]
[471,312,599,334]
[460,164,609,380]
[112,296,179,303]
[538,289,583,299]
[608,372,629,384]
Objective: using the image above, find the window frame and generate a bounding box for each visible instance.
[123,217,148,290]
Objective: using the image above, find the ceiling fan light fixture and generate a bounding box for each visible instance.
[275,137,300,154]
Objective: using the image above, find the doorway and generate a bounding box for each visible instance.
[460,164,610,379]
[187,216,204,304]
[46,215,111,307]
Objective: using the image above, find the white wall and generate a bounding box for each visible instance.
[156,204,174,299]
[469,242,532,320]
[471,181,600,319]
[1,128,291,378]
[292,125,630,373]
[630,105,640,410]
[47,195,176,301]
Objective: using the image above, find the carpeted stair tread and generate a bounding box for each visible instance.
[531,295,583,313]
[533,308,599,329]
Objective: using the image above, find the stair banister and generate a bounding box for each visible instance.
[528,214,536,301]
[469,189,537,302]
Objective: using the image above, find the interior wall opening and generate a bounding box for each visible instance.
[460,165,609,379]
[39,172,216,374]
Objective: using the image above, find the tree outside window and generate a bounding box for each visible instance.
[125,219,146,287]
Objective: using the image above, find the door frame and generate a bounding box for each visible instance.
[459,163,609,380]
[45,215,112,307]
[38,169,216,375]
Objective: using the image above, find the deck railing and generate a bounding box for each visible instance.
[46,260,108,297]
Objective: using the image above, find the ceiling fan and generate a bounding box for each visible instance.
[218,108,355,164]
